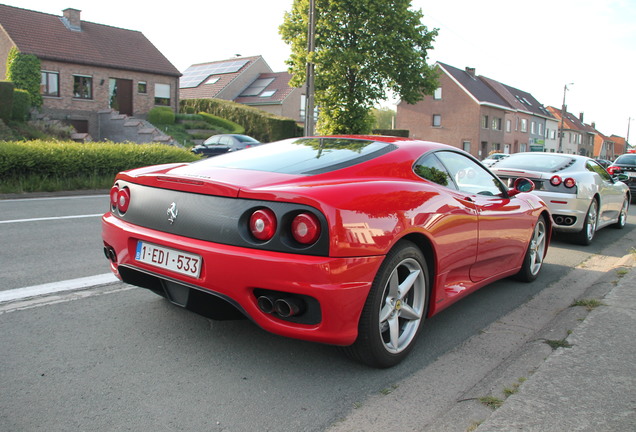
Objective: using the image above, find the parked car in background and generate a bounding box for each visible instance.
[482,152,509,167]
[607,154,636,203]
[595,159,612,169]
[191,134,261,157]
[103,136,550,368]
[491,153,630,245]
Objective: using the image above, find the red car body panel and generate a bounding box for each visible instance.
[102,136,550,346]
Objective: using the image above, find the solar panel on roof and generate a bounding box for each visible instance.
[179,59,249,88]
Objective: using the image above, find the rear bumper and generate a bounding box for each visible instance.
[102,213,383,345]
[533,191,590,232]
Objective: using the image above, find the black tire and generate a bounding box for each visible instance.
[342,240,429,368]
[572,199,598,245]
[514,215,548,282]
[611,197,629,229]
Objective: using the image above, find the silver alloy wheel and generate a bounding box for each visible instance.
[584,200,598,241]
[378,257,426,354]
[618,199,628,227]
[528,218,547,276]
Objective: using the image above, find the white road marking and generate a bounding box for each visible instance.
[0,273,119,303]
[0,194,107,203]
[0,214,103,224]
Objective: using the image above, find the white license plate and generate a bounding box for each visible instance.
[627,171,636,178]
[135,241,202,278]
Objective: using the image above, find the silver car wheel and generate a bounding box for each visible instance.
[378,257,426,354]
[528,218,547,276]
[613,198,629,229]
[584,200,598,241]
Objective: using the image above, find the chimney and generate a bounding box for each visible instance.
[465,67,476,78]
[62,8,82,32]
[579,112,584,122]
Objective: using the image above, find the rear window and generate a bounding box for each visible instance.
[615,154,636,165]
[496,154,575,172]
[195,137,396,175]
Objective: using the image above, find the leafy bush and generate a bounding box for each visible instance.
[147,106,175,125]
[198,112,244,134]
[180,98,302,142]
[0,81,14,122]
[12,89,31,121]
[0,140,200,193]
[5,48,42,107]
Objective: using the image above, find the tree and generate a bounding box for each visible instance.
[372,106,396,130]
[6,47,42,108]
[280,0,438,135]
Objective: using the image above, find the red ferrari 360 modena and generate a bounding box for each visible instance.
[102,136,551,367]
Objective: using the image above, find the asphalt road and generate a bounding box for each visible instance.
[1,193,634,431]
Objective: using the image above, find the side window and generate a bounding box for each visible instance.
[587,160,611,181]
[436,151,505,196]
[414,154,456,189]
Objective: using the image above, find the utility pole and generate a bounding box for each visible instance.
[627,117,632,149]
[304,0,316,136]
[557,83,573,153]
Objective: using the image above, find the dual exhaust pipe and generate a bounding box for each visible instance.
[257,294,305,318]
[554,215,575,226]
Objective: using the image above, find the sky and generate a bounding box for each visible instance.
[5,0,635,139]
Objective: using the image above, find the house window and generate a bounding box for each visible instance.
[538,123,543,136]
[506,119,511,133]
[521,119,528,132]
[138,81,147,94]
[154,83,171,106]
[433,87,442,100]
[491,118,502,130]
[41,71,59,97]
[433,114,441,127]
[300,94,318,122]
[481,115,489,129]
[531,121,536,134]
[462,141,471,152]
[73,75,92,99]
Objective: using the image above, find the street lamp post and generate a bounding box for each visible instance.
[558,83,573,153]
[304,0,316,136]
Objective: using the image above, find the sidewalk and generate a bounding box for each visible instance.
[476,264,636,432]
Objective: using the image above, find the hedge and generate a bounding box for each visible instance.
[147,106,175,125]
[180,98,302,142]
[198,112,245,134]
[0,81,14,122]
[0,140,200,180]
[12,89,31,121]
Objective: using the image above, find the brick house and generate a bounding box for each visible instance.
[546,107,596,156]
[180,56,306,123]
[396,62,555,159]
[0,5,181,138]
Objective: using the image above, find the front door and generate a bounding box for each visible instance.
[109,78,133,116]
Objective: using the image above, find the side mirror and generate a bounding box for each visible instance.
[508,178,535,197]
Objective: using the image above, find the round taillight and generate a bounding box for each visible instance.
[117,187,131,213]
[563,177,576,188]
[550,175,562,186]
[250,209,277,241]
[110,186,119,209]
[291,213,321,245]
